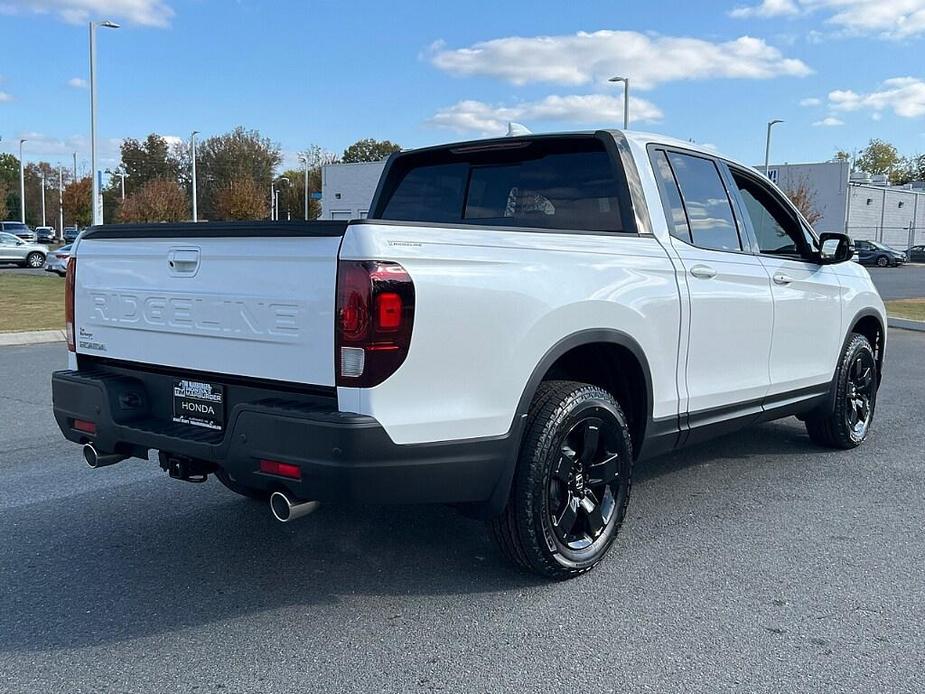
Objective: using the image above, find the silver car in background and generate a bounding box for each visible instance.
[0,232,48,268]
[44,244,72,276]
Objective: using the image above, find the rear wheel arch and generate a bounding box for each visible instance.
[481,330,653,519]
[516,330,652,459]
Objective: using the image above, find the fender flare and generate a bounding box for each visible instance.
[821,307,886,414]
[480,328,655,517]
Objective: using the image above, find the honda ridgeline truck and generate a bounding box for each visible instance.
[53,131,886,578]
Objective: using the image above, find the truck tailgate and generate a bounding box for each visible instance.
[74,232,341,386]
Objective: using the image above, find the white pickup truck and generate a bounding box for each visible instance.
[53,130,886,578]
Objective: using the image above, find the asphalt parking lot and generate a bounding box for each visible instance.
[0,333,923,693]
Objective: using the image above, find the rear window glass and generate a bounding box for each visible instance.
[377,138,626,232]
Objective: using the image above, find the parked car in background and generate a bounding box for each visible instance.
[854,239,906,267]
[0,232,47,268]
[63,226,81,243]
[44,244,72,276]
[1,221,36,242]
[35,226,56,243]
[906,245,925,263]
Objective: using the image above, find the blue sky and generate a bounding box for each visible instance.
[2,0,925,173]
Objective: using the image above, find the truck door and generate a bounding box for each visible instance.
[650,149,774,430]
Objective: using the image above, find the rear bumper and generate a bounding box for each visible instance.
[52,365,514,508]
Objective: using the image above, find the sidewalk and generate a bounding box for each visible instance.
[0,329,66,347]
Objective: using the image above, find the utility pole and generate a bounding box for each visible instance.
[58,166,64,240]
[191,130,199,222]
[40,172,46,227]
[73,152,78,179]
[89,19,120,226]
[19,138,27,223]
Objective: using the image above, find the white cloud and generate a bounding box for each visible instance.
[6,132,122,165]
[829,77,925,118]
[730,0,799,18]
[427,94,663,136]
[0,0,173,27]
[0,91,12,103]
[429,31,811,90]
[67,77,87,89]
[730,0,925,39]
[813,116,844,126]
[800,96,822,106]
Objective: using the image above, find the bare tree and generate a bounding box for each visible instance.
[783,177,823,227]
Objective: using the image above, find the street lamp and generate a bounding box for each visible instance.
[190,130,199,222]
[274,176,290,221]
[105,168,127,200]
[18,138,26,223]
[58,166,64,240]
[298,154,310,221]
[89,19,120,226]
[764,119,784,177]
[40,172,46,227]
[609,76,630,129]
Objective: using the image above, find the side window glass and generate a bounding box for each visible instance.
[732,172,812,260]
[667,153,741,252]
[652,150,691,243]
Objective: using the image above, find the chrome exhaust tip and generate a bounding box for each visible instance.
[269,491,320,523]
[83,443,128,469]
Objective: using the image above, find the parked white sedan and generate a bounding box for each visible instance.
[0,232,48,268]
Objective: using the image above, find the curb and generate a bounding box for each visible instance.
[0,329,66,347]
[888,317,925,332]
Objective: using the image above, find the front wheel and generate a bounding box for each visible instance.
[489,380,633,579]
[876,255,889,267]
[26,252,45,268]
[805,334,878,449]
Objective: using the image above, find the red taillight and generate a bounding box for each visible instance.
[65,256,76,352]
[335,260,415,388]
[259,460,301,480]
[73,419,96,434]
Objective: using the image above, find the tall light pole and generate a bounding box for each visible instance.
[40,172,46,227]
[299,154,309,221]
[58,165,64,239]
[275,176,290,221]
[72,152,78,179]
[89,19,120,226]
[190,130,199,222]
[18,138,27,223]
[106,168,127,200]
[609,76,630,129]
[764,119,784,177]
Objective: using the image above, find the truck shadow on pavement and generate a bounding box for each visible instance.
[0,419,832,653]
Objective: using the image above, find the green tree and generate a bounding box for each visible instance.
[0,153,20,219]
[341,138,400,163]
[856,139,901,180]
[197,127,281,220]
[119,134,181,195]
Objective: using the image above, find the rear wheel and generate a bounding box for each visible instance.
[26,252,45,268]
[489,380,633,579]
[214,469,269,501]
[805,333,877,449]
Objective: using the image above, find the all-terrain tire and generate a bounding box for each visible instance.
[489,380,633,579]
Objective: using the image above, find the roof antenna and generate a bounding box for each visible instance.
[506,122,533,137]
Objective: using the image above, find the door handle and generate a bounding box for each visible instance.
[772,272,793,285]
[689,265,717,280]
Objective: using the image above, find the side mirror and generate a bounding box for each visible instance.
[818,232,853,265]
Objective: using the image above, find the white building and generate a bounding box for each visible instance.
[767,161,924,248]
[320,160,387,220]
